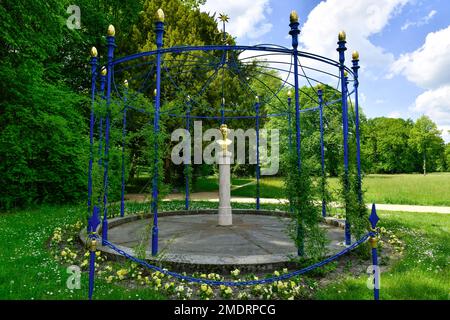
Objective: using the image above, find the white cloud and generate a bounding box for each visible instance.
[200,0,272,42]
[390,25,450,89]
[391,26,450,141]
[300,0,409,78]
[401,10,437,31]
[412,85,450,126]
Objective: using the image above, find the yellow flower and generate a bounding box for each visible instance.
[116,269,128,280]
[200,284,208,292]
[273,270,280,276]
[276,281,282,289]
[230,269,240,277]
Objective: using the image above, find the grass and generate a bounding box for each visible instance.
[194,173,450,206]
[193,176,254,193]
[1,201,448,300]
[0,200,285,300]
[0,205,165,300]
[314,211,450,300]
[347,173,450,206]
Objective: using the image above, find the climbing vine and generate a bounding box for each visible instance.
[285,150,327,260]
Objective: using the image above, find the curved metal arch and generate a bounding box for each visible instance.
[111,45,355,78]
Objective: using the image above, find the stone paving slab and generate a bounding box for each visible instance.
[104,213,347,272]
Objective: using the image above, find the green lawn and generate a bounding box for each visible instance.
[314,211,450,300]
[0,205,165,300]
[195,173,450,206]
[346,173,450,206]
[1,202,448,300]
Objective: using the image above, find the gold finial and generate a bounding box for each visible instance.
[155,8,165,22]
[338,30,346,41]
[101,66,107,76]
[153,89,157,97]
[218,13,229,23]
[352,51,359,60]
[290,10,299,23]
[107,24,115,36]
[124,79,128,88]
[90,46,98,57]
[344,71,348,78]
[287,90,292,98]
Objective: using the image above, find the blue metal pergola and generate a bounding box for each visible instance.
[87,9,362,260]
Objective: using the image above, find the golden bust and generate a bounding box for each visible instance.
[218,124,231,152]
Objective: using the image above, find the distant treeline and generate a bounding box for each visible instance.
[361,116,449,174]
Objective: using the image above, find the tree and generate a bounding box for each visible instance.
[445,143,450,171]
[0,0,143,208]
[361,118,416,173]
[409,116,445,175]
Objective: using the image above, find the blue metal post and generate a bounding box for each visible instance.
[287,91,293,213]
[352,52,362,203]
[185,97,191,210]
[318,89,326,217]
[337,32,351,246]
[88,205,100,300]
[287,91,293,151]
[98,68,106,169]
[255,97,261,211]
[369,204,380,300]
[221,98,225,125]
[152,11,165,256]
[289,11,304,256]
[102,25,116,245]
[120,80,128,217]
[88,48,98,221]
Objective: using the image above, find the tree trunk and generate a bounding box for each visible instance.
[423,153,427,176]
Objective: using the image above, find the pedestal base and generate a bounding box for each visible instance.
[218,206,232,226]
[217,150,232,226]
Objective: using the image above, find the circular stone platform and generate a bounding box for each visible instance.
[83,210,347,273]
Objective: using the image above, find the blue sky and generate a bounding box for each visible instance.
[201,0,450,142]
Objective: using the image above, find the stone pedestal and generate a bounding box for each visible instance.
[217,150,232,226]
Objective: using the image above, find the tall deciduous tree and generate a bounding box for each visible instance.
[409,116,445,175]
